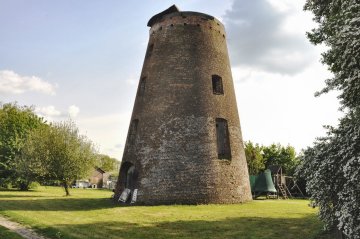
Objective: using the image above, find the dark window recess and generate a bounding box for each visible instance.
[128,119,139,144]
[118,162,138,203]
[126,165,135,189]
[216,118,231,159]
[212,75,224,95]
[146,44,154,58]
[138,77,146,96]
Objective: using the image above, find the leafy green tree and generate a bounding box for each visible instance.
[13,125,50,190]
[298,0,360,237]
[43,120,97,196]
[262,144,298,175]
[244,141,265,175]
[0,102,45,188]
[96,154,119,172]
[304,0,360,111]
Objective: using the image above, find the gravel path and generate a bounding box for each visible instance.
[0,216,48,239]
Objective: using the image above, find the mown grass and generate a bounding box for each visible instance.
[0,225,24,239]
[0,187,331,239]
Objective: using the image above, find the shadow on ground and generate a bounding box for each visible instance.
[37,216,332,239]
[0,197,116,211]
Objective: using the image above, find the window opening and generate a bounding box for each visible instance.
[118,162,138,203]
[212,75,224,95]
[126,165,135,189]
[138,77,146,96]
[216,118,231,159]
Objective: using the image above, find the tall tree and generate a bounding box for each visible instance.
[96,154,119,172]
[244,141,265,175]
[45,121,97,196]
[13,125,50,190]
[262,144,298,175]
[298,1,360,237]
[0,102,45,187]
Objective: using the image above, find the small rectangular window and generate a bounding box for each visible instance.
[138,77,146,96]
[212,75,224,95]
[216,118,231,159]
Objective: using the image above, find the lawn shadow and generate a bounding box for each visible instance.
[0,197,117,211]
[37,215,331,239]
[0,194,47,198]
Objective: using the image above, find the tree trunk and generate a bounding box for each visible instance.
[63,181,71,196]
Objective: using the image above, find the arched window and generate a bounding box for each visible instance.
[118,162,138,203]
[215,118,231,159]
[119,162,137,190]
[212,75,224,95]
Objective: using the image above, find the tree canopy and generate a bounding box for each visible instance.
[244,141,299,176]
[0,102,46,188]
[96,154,119,173]
[298,1,360,237]
[41,121,97,196]
[0,102,100,195]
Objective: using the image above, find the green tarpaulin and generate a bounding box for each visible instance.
[251,169,277,193]
[249,175,258,192]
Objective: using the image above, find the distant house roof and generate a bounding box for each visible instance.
[95,167,106,174]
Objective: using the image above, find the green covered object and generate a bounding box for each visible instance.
[253,169,277,193]
[249,175,258,192]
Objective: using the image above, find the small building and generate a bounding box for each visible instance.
[73,180,90,188]
[89,167,110,188]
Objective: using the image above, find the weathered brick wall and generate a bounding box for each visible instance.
[115,11,252,205]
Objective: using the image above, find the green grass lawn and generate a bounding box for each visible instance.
[0,187,330,239]
[0,225,24,239]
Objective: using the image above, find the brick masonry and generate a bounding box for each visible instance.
[115,9,252,205]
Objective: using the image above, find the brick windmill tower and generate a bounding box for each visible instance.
[115,5,252,205]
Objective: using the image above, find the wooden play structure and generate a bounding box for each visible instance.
[268,165,305,199]
[250,165,305,199]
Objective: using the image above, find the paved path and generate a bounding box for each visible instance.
[0,216,48,239]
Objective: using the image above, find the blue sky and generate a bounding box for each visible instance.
[0,0,342,159]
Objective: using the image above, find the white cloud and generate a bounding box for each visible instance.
[0,70,56,95]
[224,0,315,75]
[35,105,61,117]
[68,105,80,118]
[233,58,342,151]
[35,105,81,121]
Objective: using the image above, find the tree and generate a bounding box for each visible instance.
[96,154,118,172]
[262,143,298,175]
[244,142,299,176]
[298,1,360,237]
[42,120,97,196]
[13,125,50,190]
[298,113,360,237]
[0,102,45,188]
[304,0,360,111]
[244,141,265,175]
[50,121,97,196]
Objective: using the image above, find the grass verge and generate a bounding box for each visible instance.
[0,187,332,239]
[0,225,24,239]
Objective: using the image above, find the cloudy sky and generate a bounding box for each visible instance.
[0,0,343,159]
